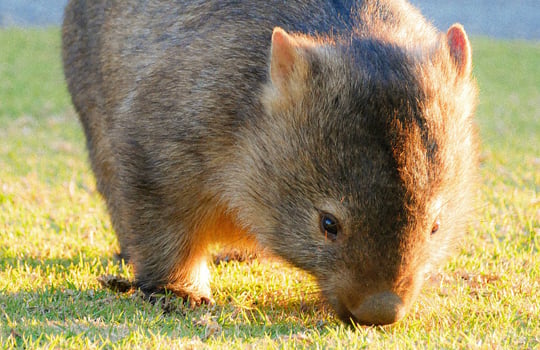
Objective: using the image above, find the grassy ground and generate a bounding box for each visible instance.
[0,28,538,349]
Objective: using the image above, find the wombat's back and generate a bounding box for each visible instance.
[63,0,437,141]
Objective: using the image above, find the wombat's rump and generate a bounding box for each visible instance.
[62,0,477,325]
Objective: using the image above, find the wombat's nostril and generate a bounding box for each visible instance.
[350,291,406,325]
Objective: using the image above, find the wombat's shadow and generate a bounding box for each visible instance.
[3,253,338,341]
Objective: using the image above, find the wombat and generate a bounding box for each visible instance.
[62,0,478,325]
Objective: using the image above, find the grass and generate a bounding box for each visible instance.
[0,27,538,349]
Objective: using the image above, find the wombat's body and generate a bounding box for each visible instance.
[62,0,477,325]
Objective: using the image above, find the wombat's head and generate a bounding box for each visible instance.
[226,25,477,325]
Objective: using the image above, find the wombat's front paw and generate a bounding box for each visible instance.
[171,289,215,309]
[140,286,214,310]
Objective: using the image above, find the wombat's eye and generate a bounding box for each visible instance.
[431,220,440,235]
[320,213,340,241]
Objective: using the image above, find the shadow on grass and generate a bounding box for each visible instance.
[0,253,337,345]
[1,290,334,344]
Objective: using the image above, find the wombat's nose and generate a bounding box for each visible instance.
[351,291,406,325]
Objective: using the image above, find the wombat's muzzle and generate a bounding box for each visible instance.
[349,291,406,326]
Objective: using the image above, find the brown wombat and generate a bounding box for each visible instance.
[62,0,478,325]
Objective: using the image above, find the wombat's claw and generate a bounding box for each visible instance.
[139,286,214,310]
[188,295,215,309]
[175,291,215,309]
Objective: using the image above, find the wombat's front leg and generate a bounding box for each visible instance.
[132,227,212,304]
[124,202,213,305]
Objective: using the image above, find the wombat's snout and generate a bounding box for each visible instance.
[348,292,406,326]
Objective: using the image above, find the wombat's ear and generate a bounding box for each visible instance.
[269,27,307,90]
[446,24,472,78]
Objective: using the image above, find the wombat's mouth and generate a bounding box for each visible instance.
[336,292,407,326]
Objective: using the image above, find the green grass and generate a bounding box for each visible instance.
[0,28,538,348]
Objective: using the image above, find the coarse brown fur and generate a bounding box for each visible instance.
[62,0,478,325]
